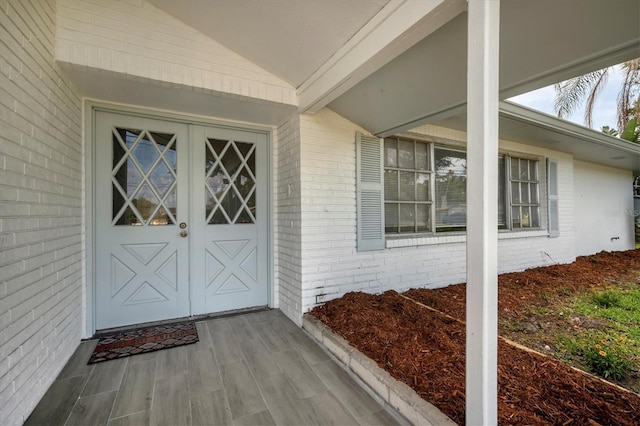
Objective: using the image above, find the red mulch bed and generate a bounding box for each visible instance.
[405,250,640,321]
[310,251,640,425]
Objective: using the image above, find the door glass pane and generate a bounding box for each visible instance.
[112,128,177,226]
[132,137,159,174]
[132,182,159,223]
[222,145,241,177]
[205,139,257,225]
[149,161,174,198]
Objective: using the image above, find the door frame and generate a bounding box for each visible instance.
[83,100,274,337]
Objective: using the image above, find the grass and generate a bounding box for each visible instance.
[575,287,640,324]
[553,287,640,383]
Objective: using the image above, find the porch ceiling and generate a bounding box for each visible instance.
[434,101,640,175]
[328,0,640,137]
[148,0,390,88]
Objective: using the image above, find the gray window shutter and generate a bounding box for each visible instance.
[356,132,385,251]
[547,158,559,237]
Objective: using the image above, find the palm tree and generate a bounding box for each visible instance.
[554,59,640,132]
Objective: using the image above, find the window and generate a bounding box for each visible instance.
[508,157,540,229]
[382,137,542,235]
[383,138,431,234]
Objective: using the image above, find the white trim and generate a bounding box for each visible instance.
[385,230,548,249]
[83,100,274,336]
[500,101,640,154]
[83,100,96,338]
[298,0,466,113]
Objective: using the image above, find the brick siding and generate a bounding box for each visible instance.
[0,0,83,424]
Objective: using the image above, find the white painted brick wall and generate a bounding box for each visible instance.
[574,160,634,255]
[0,1,83,424]
[56,0,297,106]
[274,113,303,324]
[295,108,580,317]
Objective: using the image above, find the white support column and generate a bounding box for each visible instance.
[466,1,500,425]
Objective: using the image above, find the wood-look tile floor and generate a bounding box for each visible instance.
[26,310,402,426]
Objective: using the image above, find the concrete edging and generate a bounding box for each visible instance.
[302,314,456,426]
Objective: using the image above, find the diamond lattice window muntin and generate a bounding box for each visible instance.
[112,128,178,226]
[205,138,256,225]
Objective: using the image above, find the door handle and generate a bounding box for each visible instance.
[180,230,188,238]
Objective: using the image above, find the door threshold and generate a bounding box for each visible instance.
[87,306,271,339]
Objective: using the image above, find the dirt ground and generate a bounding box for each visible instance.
[310,250,640,425]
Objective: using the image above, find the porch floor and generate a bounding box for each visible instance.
[25,309,400,425]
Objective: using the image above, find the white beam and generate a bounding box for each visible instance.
[297,0,466,114]
[466,1,499,425]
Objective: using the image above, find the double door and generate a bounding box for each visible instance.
[95,112,268,329]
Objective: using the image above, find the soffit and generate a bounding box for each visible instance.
[329,0,640,136]
[432,102,640,175]
[148,0,389,88]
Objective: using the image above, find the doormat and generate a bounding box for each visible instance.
[88,321,199,364]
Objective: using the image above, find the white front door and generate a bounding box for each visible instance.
[95,111,268,329]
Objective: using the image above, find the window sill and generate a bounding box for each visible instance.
[385,229,549,248]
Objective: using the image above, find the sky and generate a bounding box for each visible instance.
[509,65,625,132]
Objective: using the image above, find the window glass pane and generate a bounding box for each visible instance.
[416,204,430,232]
[520,159,529,180]
[531,206,540,228]
[400,204,415,233]
[498,157,506,227]
[511,182,520,204]
[416,173,430,201]
[521,182,530,203]
[384,138,397,167]
[530,183,538,204]
[399,171,415,201]
[512,206,521,228]
[521,206,531,227]
[415,142,429,170]
[398,140,414,169]
[510,158,519,181]
[435,148,466,228]
[385,204,399,233]
[384,169,398,201]
[529,161,537,180]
